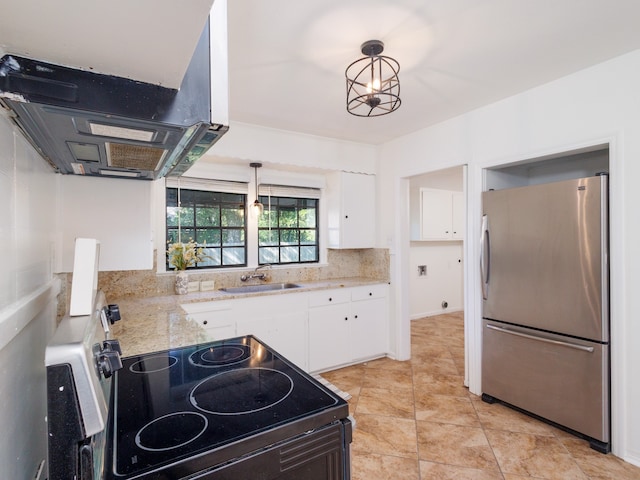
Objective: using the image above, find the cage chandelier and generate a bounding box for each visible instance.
[345,40,401,117]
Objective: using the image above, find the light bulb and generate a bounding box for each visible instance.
[251,199,263,217]
[367,78,381,93]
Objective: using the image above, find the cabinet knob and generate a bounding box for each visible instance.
[354,315,358,319]
[344,317,348,321]
[369,292,372,296]
[203,320,208,325]
[345,215,349,219]
[329,297,332,302]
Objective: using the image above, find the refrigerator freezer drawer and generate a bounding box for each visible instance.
[482,320,609,443]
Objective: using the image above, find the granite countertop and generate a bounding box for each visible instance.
[110,277,386,357]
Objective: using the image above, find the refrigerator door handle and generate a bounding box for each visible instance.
[480,215,490,299]
[486,324,595,353]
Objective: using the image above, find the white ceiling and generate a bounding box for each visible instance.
[2,0,640,145]
[227,0,640,144]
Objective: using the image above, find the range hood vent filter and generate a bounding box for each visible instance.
[106,143,166,171]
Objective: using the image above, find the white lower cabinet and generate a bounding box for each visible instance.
[181,301,236,340]
[181,283,388,374]
[235,293,309,371]
[349,286,388,362]
[308,290,352,372]
[236,310,308,370]
[308,284,388,372]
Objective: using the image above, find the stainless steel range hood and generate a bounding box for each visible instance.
[0,13,228,180]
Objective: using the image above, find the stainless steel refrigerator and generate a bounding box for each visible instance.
[480,174,610,453]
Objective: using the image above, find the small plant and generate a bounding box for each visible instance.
[167,239,208,270]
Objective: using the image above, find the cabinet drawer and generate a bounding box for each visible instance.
[308,289,350,307]
[351,284,387,302]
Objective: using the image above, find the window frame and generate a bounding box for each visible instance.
[257,194,320,265]
[165,187,248,269]
[162,179,323,271]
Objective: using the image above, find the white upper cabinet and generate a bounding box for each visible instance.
[417,188,464,241]
[327,172,376,248]
[451,191,464,240]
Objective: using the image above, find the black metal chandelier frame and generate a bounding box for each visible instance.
[345,40,401,117]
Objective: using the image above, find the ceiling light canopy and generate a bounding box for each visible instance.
[345,40,401,117]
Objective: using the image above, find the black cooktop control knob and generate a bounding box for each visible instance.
[105,304,121,324]
[98,350,123,379]
[103,339,122,355]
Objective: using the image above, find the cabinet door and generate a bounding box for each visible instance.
[328,172,376,248]
[420,189,453,240]
[350,286,388,361]
[308,304,351,372]
[341,173,375,248]
[451,191,465,240]
[236,311,308,370]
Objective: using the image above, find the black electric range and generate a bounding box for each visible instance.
[46,292,351,480]
[108,336,351,479]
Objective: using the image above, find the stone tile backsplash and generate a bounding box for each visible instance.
[65,248,389,302]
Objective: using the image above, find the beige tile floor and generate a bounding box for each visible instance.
[322,312,640,480]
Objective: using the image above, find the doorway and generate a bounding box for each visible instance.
[405,164,467,383]
[407,166,465,318]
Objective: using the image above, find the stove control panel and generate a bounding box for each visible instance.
[45,291,116,437]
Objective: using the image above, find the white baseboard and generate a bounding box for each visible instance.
[410,308,463,320]
[623,452,640,468]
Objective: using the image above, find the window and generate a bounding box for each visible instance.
[166,188,246,268]
[258,195,319,264]
[165,180,321,270]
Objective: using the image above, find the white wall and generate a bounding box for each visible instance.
[378,49,640,464]
[0,113,59,480]
[208,121,378,174]
[53,122,378,274]
[409,242,463,318]
[57,175,153,272]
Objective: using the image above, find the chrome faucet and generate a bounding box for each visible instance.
[240,264,272,282]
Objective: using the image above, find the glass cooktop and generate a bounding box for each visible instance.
[106,335,348,478]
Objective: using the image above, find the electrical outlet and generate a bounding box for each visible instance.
[200,280,215,291]
[187,281,200,293]
[418,265,427,276]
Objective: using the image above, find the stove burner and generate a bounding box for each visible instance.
[129,355,178,374]
[190,368,293,415]
[189,344,252,368]
[135,412,208,452]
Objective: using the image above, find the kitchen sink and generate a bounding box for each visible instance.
[219,283,301,294]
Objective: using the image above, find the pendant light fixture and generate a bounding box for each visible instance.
[250,162,263,217]
[345,40,401,117]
